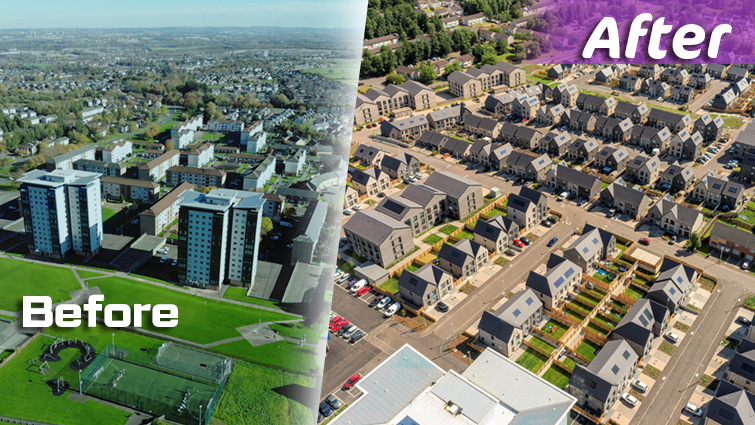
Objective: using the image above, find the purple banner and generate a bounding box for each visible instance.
[526,0,755,64]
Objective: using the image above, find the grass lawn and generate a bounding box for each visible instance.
[541,319,569,339]
[422,234,443,245]
[592,271,614,284]
[494,257,510,266]
[456,229,474,240]
[673,321,690,332]
[659,341,677,356]
[576,340,602,362]
[0,258,82,311]
[223,286,281,309]
[268,322,323,344]
[564,309,586,322]
[405,264,420,273]
[379,277,400,294]
[616,241,630,254]
[529,336,555,354]
[745,296,755,310]
[593,314,617,329]
[561,356,577,370]
[214,360,315,425]
[89,277,297,344]
[102,207,118,222]
[337,257,355,275]
[211,339,318,374]
[75,269,105,279]
[438,224,459,235]
[515,348,548,373]
[542,364,571,389]
[643,364,662,379]
[624,286,646,300]
[0,335,131,425]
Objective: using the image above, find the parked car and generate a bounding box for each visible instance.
[631,380,648,393]
[542,219,553,228]
[512,239,524,248]
[343,326,360,340]
[339,324,357,337]
[547,237,558,247]
[376,296,392,310]
[352,204,362,210]
[160,256,168,263]
[737,316,751,326]
[377,192,386,198]
[743,261,750,270]
[342,373,362,390]
[621,393,638,407]
[325,395,343,410]
[685,403,703,417]
[436,302,450,312]
[171,259,177,266]
[383,302,400,318]
[350,331,366,343]
[558,192,569,201]
[665,331,680,343]
[319,401,333,417]
[505,248,516,256]
[349,279,367,293]
[669,235,677,244]
[279,221,294,228]
[332,319,350,333]
[520,236,531,246]
[355,285,372,297]
[547,216,557,224]
[639,238,650,245]
[343,209,353,215]
[369,297,381,308]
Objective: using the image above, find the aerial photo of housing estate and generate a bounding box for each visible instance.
[0,3,364,424]
[319,1,755,425]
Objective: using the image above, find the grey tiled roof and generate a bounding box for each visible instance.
[525,254,579,297]
[343,210,410,245]
[401,183,446,207]
[711,222,755,251]
[424,171,481,199]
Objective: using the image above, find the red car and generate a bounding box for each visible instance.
[332,319,350,333]
[356,285,372,297]
[330,317,346,331]
[342,373,362,390]
[329,315,342,326]
[513,239,524,248]
[639,238,650,245]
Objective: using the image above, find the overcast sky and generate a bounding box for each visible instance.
[0,0,367,30]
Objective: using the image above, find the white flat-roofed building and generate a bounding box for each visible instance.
[101,139,132,163]
[331,344,576,425]
[207,119,244,132]
[177,189,265,289]
[18,170,103,259]
[186,143,214,168]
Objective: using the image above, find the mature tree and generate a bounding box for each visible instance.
[418,63,438,84]
[164,139,174,151]
[444,62,462,76]
[495,38,509,54]
[261,217,274,236]
[526,41,541,59]
[204,102,222,122]
[145,125,161,139]
[479,52,498,66]
[385,72,406,85]
[270,94,290,108]
[686,232,702,252]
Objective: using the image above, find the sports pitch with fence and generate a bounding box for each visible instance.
[63,342,229,425]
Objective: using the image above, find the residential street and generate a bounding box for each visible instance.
[328,131,755,424]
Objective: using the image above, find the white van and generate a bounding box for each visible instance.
[558,192,569,201]
[349,279,367,293]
